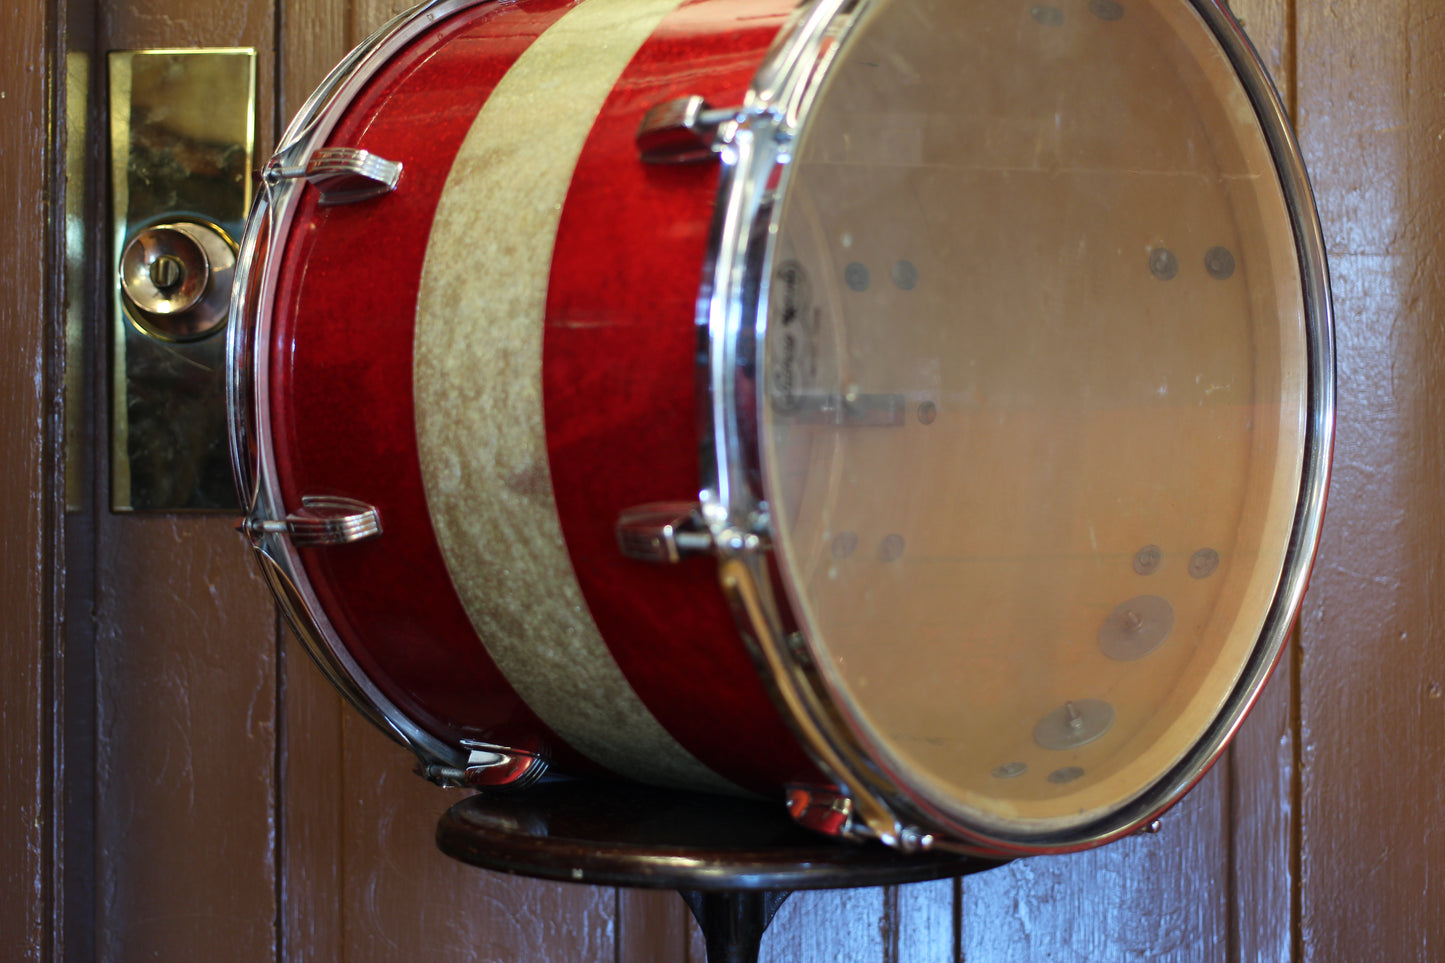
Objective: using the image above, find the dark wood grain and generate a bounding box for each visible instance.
[758,887,887,962]
[0,0,58,958]
[959,766,1230,961]
[1295,0,1445,952]
[92,518,279,960]
[274,7,355,963]
[618,889,696,962]
[339,719,620,963]
[90,0,280,960]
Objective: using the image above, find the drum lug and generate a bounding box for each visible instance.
[786,785,935,853]
[263,147,403,205]
[241,495,382,547]
[419,741,549,792]
[786,785,859,839]
[635,95,739,164]
[615,501,715,563]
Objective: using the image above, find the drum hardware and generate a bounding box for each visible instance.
[1033,699,1116,751]
[1099,594,1175,661]
[1205,246,1237,279]
[1136,818,1164,835]
[418,740,550,791]
[240,495,382,547]
[1149,247,1180,280]
[262,147,404,206]
[1189,548,1221,579]
[781,391,905,427]
[615,501,715,563]
[1133,544,1163,575]
[635,95,741,164]
[785,785,863,841]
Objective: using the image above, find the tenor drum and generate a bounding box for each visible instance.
[229,0,1332,855]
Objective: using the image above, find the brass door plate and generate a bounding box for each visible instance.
[109,48,255,511]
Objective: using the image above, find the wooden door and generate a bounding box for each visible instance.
[4,0,1442,959]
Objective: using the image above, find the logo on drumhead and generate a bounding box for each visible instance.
[768,260,819,413]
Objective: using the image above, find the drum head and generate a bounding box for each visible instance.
[757,0,1322,841]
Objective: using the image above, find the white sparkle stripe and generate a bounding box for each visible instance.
[414,0,742,794]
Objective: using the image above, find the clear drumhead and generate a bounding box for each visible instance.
[759,0,1316,839]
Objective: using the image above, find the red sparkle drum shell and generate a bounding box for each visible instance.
[230,0,1333,856]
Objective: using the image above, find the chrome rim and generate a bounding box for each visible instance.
[702,0,1334,854]
[226,0,492,773]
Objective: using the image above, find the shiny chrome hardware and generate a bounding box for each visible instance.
[778,392,906,427]
[786,785,857,839]
[119,220,237,341]
[1099,595,1175,661]
[265,147,403,205]
[243,495,382,547]
[616,502,715,563]
[421,740,550,791]
[636,96,739,164]
[1136,819,1164,836]
[1033,699,1115,751]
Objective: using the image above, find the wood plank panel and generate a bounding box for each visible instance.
[1222,5,1300,960]
[93,519,279,961]
[618,889,696,962]
[338,719,618,962]
[959,767,1230,961]
[1295,0,1445,957]
[0,0,58,957]
[894,879,957,963]
[759,888,887,962]
[92,0,280,959]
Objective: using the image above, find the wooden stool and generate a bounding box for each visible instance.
[437,780,1003,962]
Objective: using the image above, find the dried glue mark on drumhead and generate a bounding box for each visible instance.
[1190,548,1220,579]
[1090,0,1124,21]
[831,531,859,559]
[1133,544,1162,575]
[1099,595,1175,661]
[1149,247,1179,280]
[992,762,1028,779]
[879,534,906,562]
[1031,5,1064,26]
[844,262,870,292]
[1205,246,1237,280]
[917,401,937,425]
[891,260,918,290]
[1048,766,1085,785]
[1034,699,1114,750]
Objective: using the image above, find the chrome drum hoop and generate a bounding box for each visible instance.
[701,0,1335,854]
[226,0,492,773]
